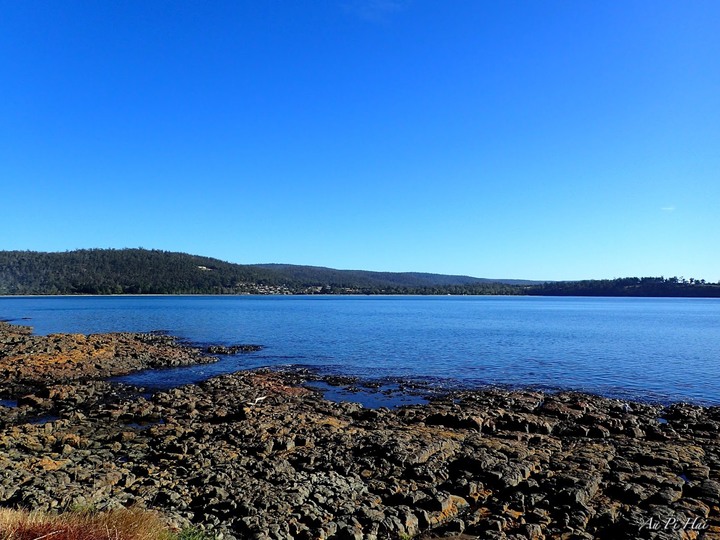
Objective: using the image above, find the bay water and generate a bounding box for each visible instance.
[1,295,718,405]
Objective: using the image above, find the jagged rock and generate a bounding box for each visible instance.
[207,344,263,354]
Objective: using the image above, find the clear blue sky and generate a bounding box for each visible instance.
[1,1,718,281]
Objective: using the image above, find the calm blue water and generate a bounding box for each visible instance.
[1,296,719,405]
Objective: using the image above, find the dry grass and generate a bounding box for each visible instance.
[0,507,176,540]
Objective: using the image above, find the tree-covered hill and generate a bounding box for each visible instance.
[0,249,285,295]
[523,276,720,298]
[0,249,521,295]
[1,249,719,297]
[252,264,536,288]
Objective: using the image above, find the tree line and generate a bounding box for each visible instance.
[0,249,283,295]
[1,249,719,297]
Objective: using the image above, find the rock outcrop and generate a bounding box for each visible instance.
[0,321,718,539]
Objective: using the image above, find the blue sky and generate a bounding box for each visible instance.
[1,1,718,281]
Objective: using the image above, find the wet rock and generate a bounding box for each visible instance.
[206,344,263,354]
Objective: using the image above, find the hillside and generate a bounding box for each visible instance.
[0,249,287,295]
[2,249,718,297]
[0,249,521,295]
[252,264,535,288]
[525,276,720,298]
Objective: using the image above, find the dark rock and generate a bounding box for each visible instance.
[2,322,720,540]
[206,344,263,355]
[424,412,483,432]
[694,479,720,504]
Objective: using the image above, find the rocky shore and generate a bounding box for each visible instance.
[0,320,213,392]
[1,321,719,539]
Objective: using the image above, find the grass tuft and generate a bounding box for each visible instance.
[176,527,212,540]
[0,507,193,540]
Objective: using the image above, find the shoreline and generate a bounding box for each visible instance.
[3,293,720,300]
[0,306,720,407]
[1,321,719,539]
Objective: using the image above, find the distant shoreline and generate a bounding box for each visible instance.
[2,292,720,299]
[3,248,719,297]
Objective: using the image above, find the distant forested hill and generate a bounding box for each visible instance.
[524,277,720,298]
[252,264,535,288]
[0,249,284,295]
[1,249,718,297]
[0,249,523,295]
